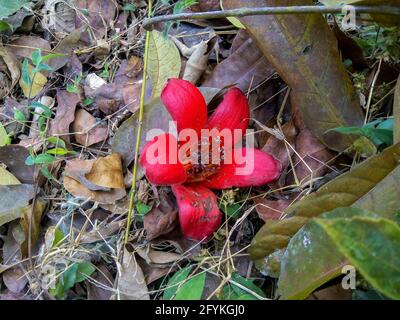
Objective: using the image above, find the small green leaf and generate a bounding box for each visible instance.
[40,167,53,180]
[221,203,241,218]
[223,273,266,300]
[0,20,12,32]
[66,83,78,93]
[31,49,42,67]
[34,63,53,73]
[315,216,400,300]
[46,148,69,156]
[122,3,136,11]
[21,58,31,86]
[41,53,67,62]
[135,201,152,216]
[0,123,11,146]
[83,98,93,106]
[162,264,207,300]
[29,102,53,118]
[47,136,66,149]
[13,108,26,122]
[75,261,96,283]
[26,153,56,165]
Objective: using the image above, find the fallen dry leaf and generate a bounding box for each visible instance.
[203,30,274,91]
[87,264,114,300]
[50,90,80,142]
[2,267,28,294]
[9,36,51,60]
[0,185,35,227]
[72,109,108,147]
[292,128,335,183]
[254,198,292,222]
[116,247,149,300]
[19,64,47,98]
[63,154,126,204]
[0,145,35,184]
[0,46,20,97]
[0,166,20,185]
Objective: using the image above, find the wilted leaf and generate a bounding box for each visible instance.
[85,154,124,189]
[254,198,291,222]
[223,0,364,151]
[315,216,400,300]
[250,143,400,260]
[0,184,34,226]
[0,167,20,185]
[72,109,108,147]
[111,87,219,168]
[19,64,47,98]
[117,248,149,300]
[147,30,181,99]
[50,90,80,142]
[203,30,273,91]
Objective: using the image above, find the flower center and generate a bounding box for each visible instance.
[182,138,224,183]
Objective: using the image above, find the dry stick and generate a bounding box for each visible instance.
[124,0,152,244]
[143,5,400,30]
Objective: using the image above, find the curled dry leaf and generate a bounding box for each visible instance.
[0,46,20,97]
[116,247,150,300]
[2,267,28,294]
[72,109,108,147]
[63,154,126,204]
[292,128,335,183]
[203,30,274,91]
[136,246,182,267]
[50,90,80,142]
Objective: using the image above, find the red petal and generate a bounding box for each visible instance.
[205,88,250,142]
[140,133,187,185]
[172,184,222,241]
[161,78,207,135]
[201,148,281,189]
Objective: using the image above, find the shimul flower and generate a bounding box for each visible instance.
[140,78,281,241]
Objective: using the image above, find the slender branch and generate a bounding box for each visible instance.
[124,0,152,244]
[143,5,400,30]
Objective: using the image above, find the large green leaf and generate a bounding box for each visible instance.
[278,163,400,299]
[147,30,181,99]
[223,0,364,151]
[315,216,400,300]
[250,143,400,261]
[0,0,29,20]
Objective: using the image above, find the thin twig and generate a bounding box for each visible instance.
[143,5,400,30]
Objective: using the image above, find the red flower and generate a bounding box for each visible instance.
[140,79,281,241]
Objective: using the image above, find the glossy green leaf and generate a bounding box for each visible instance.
[0,123,11,146]
[223,273,266,300]
[250,143,400,261]
[163,266,206,300]
[315,216,400,299]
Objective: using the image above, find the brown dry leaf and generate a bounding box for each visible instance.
[144,189,178,240]
[224,0,364,151]
[50,90,80,142]
[19,200,47,258]
[75,0,117,44]
[262,121,298,187]
[203,30,274,91]
[116,247,149,300]
[72,109,108,147]
[0,46,20,97]
[138,257,177,285]
[0,145,34,184]
[136,246,182,267]
[254,198,292,222]
[47,28,82,71]
[2,267,28,294]
[87,264,114,300]
[80,219,126,244]
[292,128,335,183]
[85,154,124,189]
[63,154,126,204]
[0,166,20,185]
[9,36,51,60]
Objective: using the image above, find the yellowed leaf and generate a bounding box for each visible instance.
[19,64,47,98]
[0,166,20,185]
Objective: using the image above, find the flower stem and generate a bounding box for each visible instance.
[124,0,152,245]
